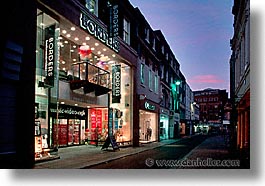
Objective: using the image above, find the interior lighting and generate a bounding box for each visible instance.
[71,27,76,31]
[66,34,71,38]
[85,36,90,40]
[95,43,99,46]
[74,37,79,41]
[62,30,67,34]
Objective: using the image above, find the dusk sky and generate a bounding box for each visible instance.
[129,0,234,94]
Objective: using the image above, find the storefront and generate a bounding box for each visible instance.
[50,104,87,147]
[159,109,170,140]
[35,0,134,158]
[139,100,159,143]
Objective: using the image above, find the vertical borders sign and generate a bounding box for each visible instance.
[112,64,121,103]
[108,1,119,38]
[44,24,55,87]
[108,108,113,136]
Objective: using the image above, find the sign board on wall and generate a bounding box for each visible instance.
[108,2,119,38]
[112,65,121,103]
[80,12,120,53]
[108,108,113,136]
[50,104,87,120]
[44,24,56,87]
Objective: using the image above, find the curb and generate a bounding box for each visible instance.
[81,140,179,168]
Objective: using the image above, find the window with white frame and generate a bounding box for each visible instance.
[123,18,130,45]
[85,0,98,16]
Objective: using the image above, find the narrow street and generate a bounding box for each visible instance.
[84,135,208,169]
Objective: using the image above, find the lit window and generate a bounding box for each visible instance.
[123,18,130,45]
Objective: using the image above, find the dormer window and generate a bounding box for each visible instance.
[153,38,156,51]
[145,28,150,43]
[161,45,164,54]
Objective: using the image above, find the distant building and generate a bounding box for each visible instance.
[194,88,228,125]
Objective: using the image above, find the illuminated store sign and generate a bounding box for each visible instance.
[108,4,119,38]
[80,12,120,53]
[50,104,87,119]
[45,24,55,87]
[112,65,121,103]
[108,108,114,136]
[145,101,156,111]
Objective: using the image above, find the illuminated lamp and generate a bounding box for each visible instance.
[79,45,92,61]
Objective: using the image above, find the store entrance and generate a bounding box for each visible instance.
[159,115,169,140]
[86,108,109,145]
[52,118,86,147]
[139,110,157,143]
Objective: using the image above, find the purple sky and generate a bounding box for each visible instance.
[129,0,234,94]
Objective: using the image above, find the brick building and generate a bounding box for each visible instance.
[194,88,228,125]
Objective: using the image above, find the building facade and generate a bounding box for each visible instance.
[34,0,139,160]
[230,0,250,158]
[0,0,194,167]
[194,88,228,134]
[0,0,36,168]
[154,30,181,140]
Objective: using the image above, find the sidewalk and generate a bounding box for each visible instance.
[34,139,178,169]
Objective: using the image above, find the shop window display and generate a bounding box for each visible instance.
[139,111,157,142]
